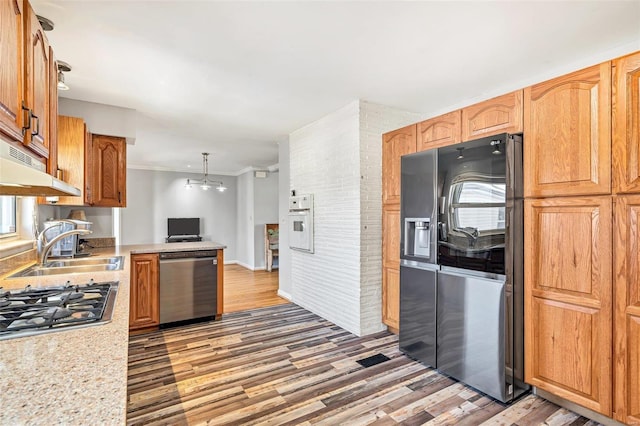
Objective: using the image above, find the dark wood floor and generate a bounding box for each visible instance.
[127,304,601,425]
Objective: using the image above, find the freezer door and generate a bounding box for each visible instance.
[399,262,437,367]
[401,150,437,262]
[436,268,510,402]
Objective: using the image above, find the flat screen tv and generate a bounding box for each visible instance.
[168,217,200,237]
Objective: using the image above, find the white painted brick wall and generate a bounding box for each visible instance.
[289,100,421,336]
[358,101,422,335]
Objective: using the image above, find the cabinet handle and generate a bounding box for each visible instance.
[21,103,31,135]
[30,112,40,137]
[118,191,121,204]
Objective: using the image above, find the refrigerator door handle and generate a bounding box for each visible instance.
[438,222,447,241]
[400,259,439,271]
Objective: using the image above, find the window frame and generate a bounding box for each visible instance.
[448,176,506,237]
[0,195,18,239]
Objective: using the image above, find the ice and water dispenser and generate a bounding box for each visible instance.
[404,218,431,259]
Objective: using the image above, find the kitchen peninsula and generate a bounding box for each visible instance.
[0,241,225,425]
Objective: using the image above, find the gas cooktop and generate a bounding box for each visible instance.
[0,280,119,340]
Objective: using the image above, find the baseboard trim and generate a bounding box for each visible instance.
[534,388,624,426]
[232,260,267,271]
[277,289,292,301]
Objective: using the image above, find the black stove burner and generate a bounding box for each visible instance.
[0,281,118,339]
[60,291,85,304]
[41,307,73,321]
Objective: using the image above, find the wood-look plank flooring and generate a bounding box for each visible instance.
[224,264,288,313]
[127,304,601,426]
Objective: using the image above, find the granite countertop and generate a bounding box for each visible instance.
[0,241,225,425]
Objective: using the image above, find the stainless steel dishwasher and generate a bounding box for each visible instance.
[159,250,217,325]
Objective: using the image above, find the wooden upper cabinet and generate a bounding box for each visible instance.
[47,48,58,176]
[613,52,640,194]
[524,63,611,198]
[22,1,50,158]
[461,91,523,141]
[0,0,24,142]
[130,253,159,331]
[90,134,127,207]
[524,196,612,415]
[53,116,88,205]
[614,195,640,424]
[382,124,417,205]
[417,110,461,151]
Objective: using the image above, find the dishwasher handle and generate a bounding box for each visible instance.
[159,257,217,265]
[159,250,218,260]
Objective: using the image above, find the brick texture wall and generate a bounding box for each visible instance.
[289,100,420,336]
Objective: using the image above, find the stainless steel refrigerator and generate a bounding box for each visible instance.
[399,133,528,403]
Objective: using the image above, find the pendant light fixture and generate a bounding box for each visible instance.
[185,153,227,192]
[57,61,71,91]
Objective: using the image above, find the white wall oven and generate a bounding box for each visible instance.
[288,194,314,253]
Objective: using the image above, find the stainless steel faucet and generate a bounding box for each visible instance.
[37,220,92,266]
[455,227,479,248]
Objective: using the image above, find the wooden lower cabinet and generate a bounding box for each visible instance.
[382,266,399,331]
[382,206,401,331]
[129,253,159,331]
[614,195,640,424]
[524,196,612,415]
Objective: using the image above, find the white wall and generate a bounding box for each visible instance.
[37,205,114,238]
[59,98,136,143]
[234,170,279,270]
[278,138,292,300]
[235,171,253,268]
[120,169,237,260]
[253,172,279,269]
[287,100,420,336]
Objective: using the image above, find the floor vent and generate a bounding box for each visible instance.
[357,353,391,368]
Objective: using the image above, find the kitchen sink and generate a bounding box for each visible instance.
[10,256,124,277]
[44,256,124,268]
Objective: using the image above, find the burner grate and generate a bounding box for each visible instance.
[0,281,117,339]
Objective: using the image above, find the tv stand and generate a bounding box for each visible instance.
[166,236,202,243]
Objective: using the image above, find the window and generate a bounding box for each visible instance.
[450,181,505,232]
[0,196,17,236]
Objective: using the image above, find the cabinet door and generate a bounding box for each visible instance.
[614,195,640,424]
[461,91,523,141]
[52,116,87,205]
[47,48,57,176]
[23,3,50,158]
[383,267,400,331]
[524,63,611,197]
[130,253,159,330]
[613,52,640,194]
[417,110,461,151]
[525,197,612,415]
[382,206,401,330]
[382,124,416,205]
[0,0,24,142]
[90,134,127,207]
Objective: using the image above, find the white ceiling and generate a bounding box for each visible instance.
[31,0,640,175]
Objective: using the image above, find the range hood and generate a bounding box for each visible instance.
[0,140,81,196]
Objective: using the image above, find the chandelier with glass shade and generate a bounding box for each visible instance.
[185,153,227,192]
